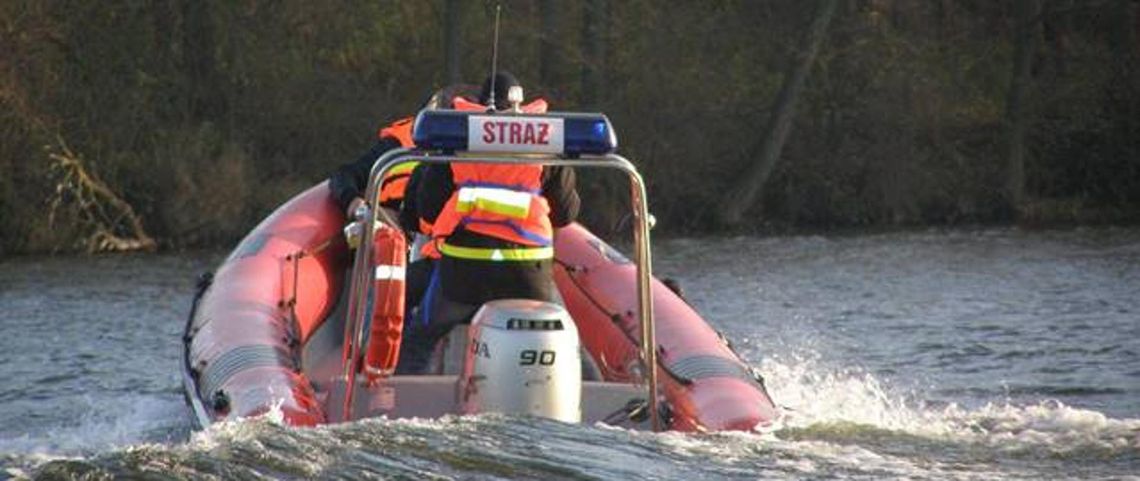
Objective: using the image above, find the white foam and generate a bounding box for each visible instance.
[938,400,1140,455]
[760,351,923,431]
[0,394,188,455]
[757,351,1140,455]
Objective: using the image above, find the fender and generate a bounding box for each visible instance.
[363,223,407,381]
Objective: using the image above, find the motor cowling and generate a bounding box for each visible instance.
[458,299,581,423]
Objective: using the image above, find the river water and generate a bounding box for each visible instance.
[0,227,1137,480]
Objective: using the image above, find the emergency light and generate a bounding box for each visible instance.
[412,110,617,157]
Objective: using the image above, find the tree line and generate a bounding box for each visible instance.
[1,0,1137,255]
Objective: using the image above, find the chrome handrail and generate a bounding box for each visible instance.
[338,149,660,431]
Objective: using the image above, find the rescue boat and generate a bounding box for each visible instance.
[181,106,779,432]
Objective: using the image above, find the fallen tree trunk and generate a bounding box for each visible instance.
[47,137,156,253]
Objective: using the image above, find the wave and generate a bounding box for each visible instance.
[3,353,1137,480]
[0,393,189,456]
[8,407,1135,481]
[759,352,1140,462]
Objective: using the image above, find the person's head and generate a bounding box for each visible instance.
[479,71,520,111]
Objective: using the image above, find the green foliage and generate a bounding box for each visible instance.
[0,0,1137,254]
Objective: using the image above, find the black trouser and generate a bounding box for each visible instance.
[395,269,478,375]
[395,256,555,374]
[404,257,435,311]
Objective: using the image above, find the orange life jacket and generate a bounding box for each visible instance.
[431,163,554,255]
[451,96,549,114]
[428,96,553,260]
[451,96,485,112]
[377,117,418,204]
[417,218,441,260]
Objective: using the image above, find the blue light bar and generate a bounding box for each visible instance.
[412,110,618,156]
[412,110,469,151]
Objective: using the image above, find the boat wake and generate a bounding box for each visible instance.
[4,352,1137,480]
[754,351,1140,478]
[0,393,189,456]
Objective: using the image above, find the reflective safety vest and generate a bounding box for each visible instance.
[451,96,485,112]
[451,96,549,114]
[413,97,481,258]
[429,96,552,261]
[431,163,554,261]
[377,117,418,204]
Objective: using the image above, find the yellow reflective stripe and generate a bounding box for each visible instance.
[455,186,531,219]
[438,242,553,261]
[385,161,419,178]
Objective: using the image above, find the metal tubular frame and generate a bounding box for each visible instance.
[338,148,661,431]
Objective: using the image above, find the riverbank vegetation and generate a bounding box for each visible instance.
[2,1,1137,255]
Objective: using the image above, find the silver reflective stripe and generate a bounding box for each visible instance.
[374,265,406,281]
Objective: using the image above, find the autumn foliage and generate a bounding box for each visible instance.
[1,1,1137,255]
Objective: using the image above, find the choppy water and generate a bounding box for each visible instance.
[1,227,1138,480]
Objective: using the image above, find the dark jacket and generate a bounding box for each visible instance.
[328,136,403,212]
[415,163,580,305]
[397,165,427,235]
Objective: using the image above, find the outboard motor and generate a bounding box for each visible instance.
[458,299,582,422]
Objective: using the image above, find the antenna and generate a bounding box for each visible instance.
[487,4,502,111]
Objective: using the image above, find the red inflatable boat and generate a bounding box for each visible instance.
[182,109,779,432]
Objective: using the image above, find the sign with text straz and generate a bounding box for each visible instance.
[467,115,566,154]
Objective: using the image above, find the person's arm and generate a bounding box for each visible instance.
[542,166,580,228]
[416,164,455,225]
[329,136,402,216]
[398,164,426,234]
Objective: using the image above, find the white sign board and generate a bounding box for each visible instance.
[467,115,565,154]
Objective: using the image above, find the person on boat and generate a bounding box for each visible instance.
[396,71,580,374]
[328,86,480,311]
[329,85,477,226]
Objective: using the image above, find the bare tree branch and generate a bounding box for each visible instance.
[46,136,156,253]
